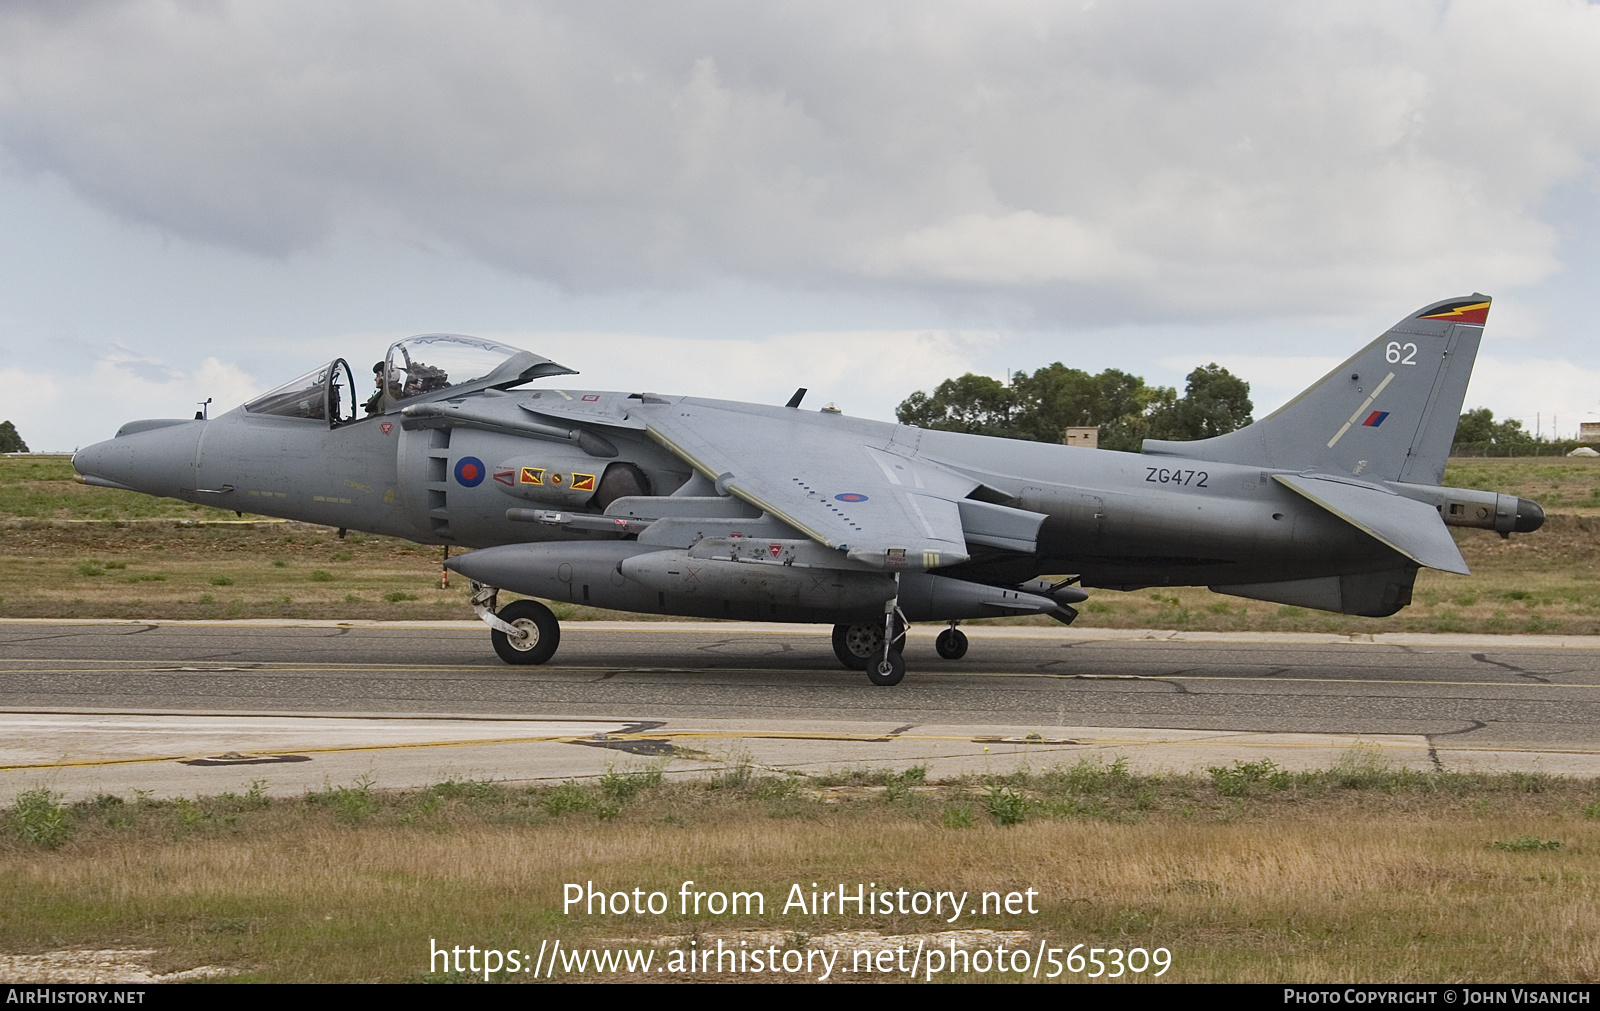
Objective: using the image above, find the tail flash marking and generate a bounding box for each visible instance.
[1418,300,1490,325]
[1326,372,1396,449]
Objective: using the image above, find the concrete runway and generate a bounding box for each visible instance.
[5,619,1600,798]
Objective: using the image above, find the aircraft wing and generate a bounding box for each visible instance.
[638,400,980,570]
[1275,474,1469,574]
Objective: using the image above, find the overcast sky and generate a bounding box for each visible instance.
[4,1,1600,451]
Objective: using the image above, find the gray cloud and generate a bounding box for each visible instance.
[2,0,1597,323]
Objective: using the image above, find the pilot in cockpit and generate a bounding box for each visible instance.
[363,361,388,415]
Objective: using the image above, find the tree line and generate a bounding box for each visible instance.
[895,363,1254,452]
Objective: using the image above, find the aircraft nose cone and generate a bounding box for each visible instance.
[72,421,202,497]
[71,441,109,478]
[1514,497,1545,533]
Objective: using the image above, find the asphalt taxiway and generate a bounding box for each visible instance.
[4,619,1599,798]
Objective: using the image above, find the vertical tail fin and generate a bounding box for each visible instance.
[1142,295,1489,485]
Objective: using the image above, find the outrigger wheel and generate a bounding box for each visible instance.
[490,599,562,665]
[831,619,904,671]
[935,626,969,660]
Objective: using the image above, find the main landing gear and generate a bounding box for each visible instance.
[471,582,561,665]
[828,575,912,686]
[830,615,973,685]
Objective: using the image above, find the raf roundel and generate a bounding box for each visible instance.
[835,493,869,503]
[454,456,487,487]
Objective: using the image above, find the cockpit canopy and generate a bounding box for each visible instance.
[243,334,576,426]
[383,334,528,403]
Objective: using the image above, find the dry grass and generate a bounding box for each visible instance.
[4,764,1599,982]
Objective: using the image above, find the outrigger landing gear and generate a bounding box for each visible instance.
[935,621,968,660]
[470,581,561,665]
[866,575,907,686]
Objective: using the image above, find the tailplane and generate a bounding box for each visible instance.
[1143,295,1490,485]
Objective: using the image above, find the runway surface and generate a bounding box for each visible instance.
[4,619,1600,798]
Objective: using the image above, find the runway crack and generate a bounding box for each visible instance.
[1429,720,1489,738]
[1423,738,1445,771]
[1468,653,1553,683]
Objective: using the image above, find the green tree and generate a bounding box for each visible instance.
[1454,408,1534,447]
[0,420,27,453]
[896,362,1249,452]
[894,374,1016,436]
[1147,363,1254,441]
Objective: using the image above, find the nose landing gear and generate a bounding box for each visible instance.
[470,581,562,665]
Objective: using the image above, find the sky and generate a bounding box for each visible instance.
[3,1,1600,451]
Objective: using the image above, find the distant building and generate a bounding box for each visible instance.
[1062,426,1099,449]
[1581,422,1600,444]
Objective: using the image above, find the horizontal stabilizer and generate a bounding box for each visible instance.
[1275,474,1468,574]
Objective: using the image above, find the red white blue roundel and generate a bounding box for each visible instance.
[835,492,868,503]
[454,456,486,487]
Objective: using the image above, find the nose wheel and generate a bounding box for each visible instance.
[490,599,561,665]
[471,582,562,665]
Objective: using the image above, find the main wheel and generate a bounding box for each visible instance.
[935,628,969,660]
[491,599,561,665]
[832,619,903,671]
[867,650,906,686]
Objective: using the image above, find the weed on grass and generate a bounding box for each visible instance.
[984,786,1028,826]
[1489,835,1562,852]
[600,763,665,801]
[1209,759,1291,797]
[10,788,71,849]
[307,775,377,824]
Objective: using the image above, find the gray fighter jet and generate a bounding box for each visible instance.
[72,296,1544,685]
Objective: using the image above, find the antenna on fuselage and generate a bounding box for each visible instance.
[195,397,212,421]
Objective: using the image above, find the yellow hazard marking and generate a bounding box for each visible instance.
[571,472,596,492]
[520,467,544,485]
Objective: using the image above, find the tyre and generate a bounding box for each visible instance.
[831,619,903,671]
[866,650,906,686]
[934,628,969,660]
[491,599,561,665]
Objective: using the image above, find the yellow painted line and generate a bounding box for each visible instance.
[0,733,596,771]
